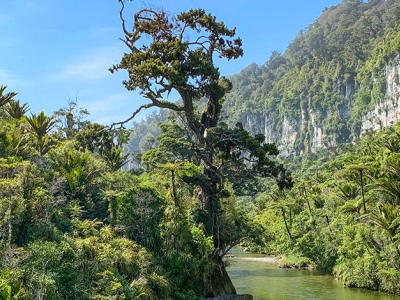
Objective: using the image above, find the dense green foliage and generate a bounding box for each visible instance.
[120,1,400,295]
[111,2,292,297]
[3,0,400,298]
[248,123,400,294]
[0,86,217,299]
[125,1,400,156]
[0,91,286,299]
[0,2,289,296]
[224,0,400,154]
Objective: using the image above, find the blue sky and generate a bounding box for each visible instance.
[1,0,340,125]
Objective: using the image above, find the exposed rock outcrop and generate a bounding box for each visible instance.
[361,61,400,134]
[239,59,400,156]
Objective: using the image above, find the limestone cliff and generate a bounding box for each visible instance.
[234,61,398,156]
[127,1,400,159]
[222,1,400,157]
[361,60,400,134]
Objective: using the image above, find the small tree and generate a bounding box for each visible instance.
[5,100,30,120]
[25,111,58,156]
[54,100,89,139]
[0,86,17,109]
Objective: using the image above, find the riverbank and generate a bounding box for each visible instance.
[228,253,314,269]
[277,255,315,269]
[238,256,278,264]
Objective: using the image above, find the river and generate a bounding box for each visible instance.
[227,249,400,300]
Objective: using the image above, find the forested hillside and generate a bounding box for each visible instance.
[0,85,264,299]
[119,1,400,295]
[225,0,400,155]
[127,0,400,158]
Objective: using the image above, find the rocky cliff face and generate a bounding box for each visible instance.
[127,1,400,159]
[361,60,400,134]
[241,58,400,157]
[219,0,400,158]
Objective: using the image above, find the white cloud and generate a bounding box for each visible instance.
[0,69,25,88]
[54,46,124,82]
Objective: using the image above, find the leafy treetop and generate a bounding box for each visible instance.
[110,0,243,138]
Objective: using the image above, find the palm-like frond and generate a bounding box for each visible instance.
[362,204,400,240]
[25,111,59,155]
[337,182,359,201]
[339,198,363,214]
[26,111,58,139]
[0,85,17,107]
[373,178,400,205]
[5,100,30,119]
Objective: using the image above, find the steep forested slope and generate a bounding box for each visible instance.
[224,0,400,155]
[250,121,400,295]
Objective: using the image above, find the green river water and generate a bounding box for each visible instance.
[227,249,400,300]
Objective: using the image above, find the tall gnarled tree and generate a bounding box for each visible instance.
[111,1,292,296]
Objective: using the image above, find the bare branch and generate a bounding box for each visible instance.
[222,238,246,256]
[135,8,165,20]
[119,0,130,38]
[118,0,139,52]
[111,102,155,128]
[111,97,184,129]
[179,23,188,40]
[186,36,212,52]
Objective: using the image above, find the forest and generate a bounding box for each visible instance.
[213,0,400,154]
[126,0,400,157]
[1,0,400,299]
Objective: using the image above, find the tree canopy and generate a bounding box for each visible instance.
[2,0,400,299]
[111,1,292,296]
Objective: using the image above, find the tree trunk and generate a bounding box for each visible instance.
[199,96,236,296]
[281,207,294,242]
[204,254,236,298]
[303,184,312,216]
[359,169,367,213]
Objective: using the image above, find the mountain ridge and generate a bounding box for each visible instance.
[126,0,400,158]
[222,0,400,156]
